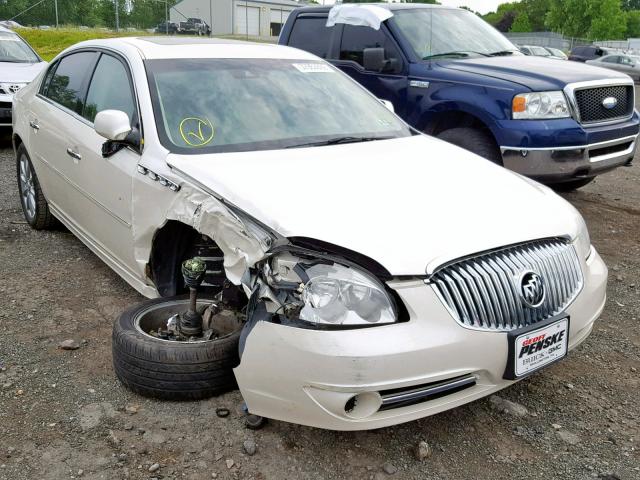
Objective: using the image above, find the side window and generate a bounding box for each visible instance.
[45,51,98,114]
[288,16,333,58]
[339,25,402,74]
[40,61,58,95]
[603,56,619,63]
[83,54,136,124]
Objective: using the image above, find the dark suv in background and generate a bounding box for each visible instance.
[569,45,613,62]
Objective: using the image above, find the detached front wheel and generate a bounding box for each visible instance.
[112,295,242,400]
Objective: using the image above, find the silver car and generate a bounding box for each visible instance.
[587,54,640,82]
[0,26,47,127]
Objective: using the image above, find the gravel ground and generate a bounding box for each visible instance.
[0,114,638,480]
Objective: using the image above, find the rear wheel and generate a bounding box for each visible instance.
[16,144,58,230]
[112,295,242,400]
[437,127,502,165]
[550,178,595,192]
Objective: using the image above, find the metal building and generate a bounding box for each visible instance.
[170,0,303,38]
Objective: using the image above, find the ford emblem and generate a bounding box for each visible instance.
[602,96,618,110]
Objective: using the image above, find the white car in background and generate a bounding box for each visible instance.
[0,25,47,127]
[11,37,608,430]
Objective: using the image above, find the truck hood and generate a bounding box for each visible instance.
[167,135,583,275]
[441,56,629,91]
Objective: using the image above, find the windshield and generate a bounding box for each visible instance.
[0,31,39,63]
[146,58,410,154]
[531,46,550,56]
[389,8,518,60]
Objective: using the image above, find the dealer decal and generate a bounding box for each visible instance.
[512,318,569,378]
[292,63,335,74]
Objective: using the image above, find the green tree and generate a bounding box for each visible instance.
[622,0,640,10]
[589,0,627,39]
[511,11,532,31]
[546,0,592,38]
[627,10,640,36]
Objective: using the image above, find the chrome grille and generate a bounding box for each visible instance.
[574,85,633,124]
[431,239,583,331]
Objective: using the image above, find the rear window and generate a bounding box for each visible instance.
[288,16,332,58]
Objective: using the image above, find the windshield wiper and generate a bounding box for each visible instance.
[422,51,490,60]
[285,136,394,149]
[488,50,518,56]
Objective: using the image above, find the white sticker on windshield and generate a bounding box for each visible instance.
[292,63,334,74]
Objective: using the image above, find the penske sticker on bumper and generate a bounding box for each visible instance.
[514,318,568,377]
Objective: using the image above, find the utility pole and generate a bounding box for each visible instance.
[165,0,168,34]
[115,0,120,32]
[54,0,59,28]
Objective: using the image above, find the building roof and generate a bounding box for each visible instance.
[66,36,318,61]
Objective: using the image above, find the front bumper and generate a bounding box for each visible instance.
[501,134,637,183]
[234,247,608,430]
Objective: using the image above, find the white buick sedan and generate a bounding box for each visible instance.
[12,37,607,430]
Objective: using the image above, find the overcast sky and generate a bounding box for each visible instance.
[437,0,515,14]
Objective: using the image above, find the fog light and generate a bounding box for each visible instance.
[343,392,382,419]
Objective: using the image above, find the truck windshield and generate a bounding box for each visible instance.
[146,58,410,154]
[0,32,39,63]
[389,8,518,60]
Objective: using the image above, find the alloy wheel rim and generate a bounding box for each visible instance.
[19,154,36,221]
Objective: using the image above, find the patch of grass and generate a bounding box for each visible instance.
[15,27,151,61]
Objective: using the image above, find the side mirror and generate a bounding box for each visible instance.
[94,110,132,141]
[379,99,394,113]
[363,47,386,72]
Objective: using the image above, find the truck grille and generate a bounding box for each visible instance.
[574,85,633,124]
[431,239,583,331]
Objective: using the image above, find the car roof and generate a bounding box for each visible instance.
[0,25,16,34]
[63,36,319,61]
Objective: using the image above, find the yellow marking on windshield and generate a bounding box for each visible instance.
[179,117,215,147]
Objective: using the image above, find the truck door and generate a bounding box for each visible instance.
[331,24,408,117]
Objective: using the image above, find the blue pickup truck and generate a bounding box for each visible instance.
[279,4,639,190]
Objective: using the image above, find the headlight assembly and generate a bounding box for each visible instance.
[300,263,396,326]
[513,91,570,120]
[263,253,397,328]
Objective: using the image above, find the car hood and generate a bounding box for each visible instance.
[441,56,629,91]
[0,61,47,83]
[167,135,583,275]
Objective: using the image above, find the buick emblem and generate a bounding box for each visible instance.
[519,271,545,308]
[602,96,618,110]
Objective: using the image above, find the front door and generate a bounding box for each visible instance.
[331,24,408,117]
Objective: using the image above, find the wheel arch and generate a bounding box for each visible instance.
[148,220,227,297]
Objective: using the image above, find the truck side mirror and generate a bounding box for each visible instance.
[363,47,386,72]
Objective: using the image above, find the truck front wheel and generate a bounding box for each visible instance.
[437,127,502,165]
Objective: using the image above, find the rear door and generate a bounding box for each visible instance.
[332,24,408,116]
[28,51,99,218]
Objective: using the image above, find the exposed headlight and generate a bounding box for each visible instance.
[300,263,396,326]
[263,253,397,327]
[513,91,570,120]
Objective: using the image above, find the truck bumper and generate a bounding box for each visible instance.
[234,248,607,431]
[500,134,637,183]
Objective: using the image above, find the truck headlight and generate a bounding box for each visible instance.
[300,263,396,326]
[512,91,570,120]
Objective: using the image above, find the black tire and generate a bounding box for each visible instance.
[16,144,58,230]
[550,177,595,192]
[437,127,502,165]
[112,295,241,400]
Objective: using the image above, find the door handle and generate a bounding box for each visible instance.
[66,148,82,161]
[29,120,40,130]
